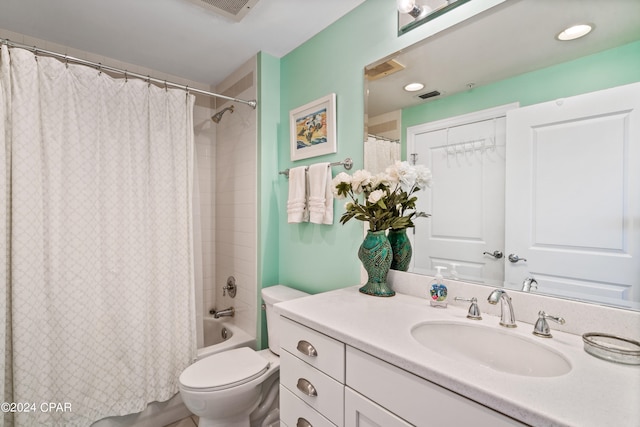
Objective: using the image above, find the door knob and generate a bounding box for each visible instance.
[483,250,503,259]
[508,254,527,263]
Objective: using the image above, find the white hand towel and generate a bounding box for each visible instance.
[287,166,309,223]
[308,162,334,225]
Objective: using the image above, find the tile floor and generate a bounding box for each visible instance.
[164,415,199,427]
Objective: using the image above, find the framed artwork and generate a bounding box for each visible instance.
[290,93,337,161]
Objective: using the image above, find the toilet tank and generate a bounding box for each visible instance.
[261,285,309,355]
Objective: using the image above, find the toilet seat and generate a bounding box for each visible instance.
[179,347,269,392]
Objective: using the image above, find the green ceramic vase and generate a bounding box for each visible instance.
[358,230,395,297]
[388,228,412,272]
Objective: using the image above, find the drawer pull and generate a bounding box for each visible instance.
[296,340,318,357]
[296,378,318,397]
[297,417,313,427]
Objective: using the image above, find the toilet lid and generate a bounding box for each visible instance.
[180,347,269,391]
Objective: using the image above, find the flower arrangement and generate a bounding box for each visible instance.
[332,161,432,232]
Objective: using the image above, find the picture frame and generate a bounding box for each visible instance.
[289,93,337,161]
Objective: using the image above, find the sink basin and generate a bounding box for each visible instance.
[411,321,572,377]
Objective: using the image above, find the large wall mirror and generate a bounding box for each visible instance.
[365,0,640,311]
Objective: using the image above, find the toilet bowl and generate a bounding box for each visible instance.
[179,285,309,427]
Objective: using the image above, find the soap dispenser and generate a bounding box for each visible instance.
[429,266,448,308]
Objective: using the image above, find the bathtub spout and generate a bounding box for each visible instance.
[210,307,235,318]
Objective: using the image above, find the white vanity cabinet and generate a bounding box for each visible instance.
[279,317,345,427]
[346,347,528,427]
[279,316,527,427]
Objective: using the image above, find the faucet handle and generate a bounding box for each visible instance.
[454,297,482,320]
[532,310,565,338]
[223,276,237,298]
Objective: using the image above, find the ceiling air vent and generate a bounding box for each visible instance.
[418,90,441,100]
[187,0,261,21]
[365,59,405,81]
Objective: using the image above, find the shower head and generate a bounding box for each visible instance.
[211,105,235,123]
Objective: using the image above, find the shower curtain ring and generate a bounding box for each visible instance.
[98,63,102,76]
[64,55,69,68]
[147,75,151,87]
[124,71,128,82]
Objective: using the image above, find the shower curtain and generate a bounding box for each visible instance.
[364,134,401,173]
[0,45,197,426]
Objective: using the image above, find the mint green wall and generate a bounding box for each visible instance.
[257,52,281,348]
[274,0,452,295]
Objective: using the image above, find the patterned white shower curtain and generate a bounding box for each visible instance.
[364,134,401,174]
[0,45,196,426]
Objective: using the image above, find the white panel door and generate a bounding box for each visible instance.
[505,82,640,306]
[408,104,515,285]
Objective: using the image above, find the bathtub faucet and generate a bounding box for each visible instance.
[210,307,235,318]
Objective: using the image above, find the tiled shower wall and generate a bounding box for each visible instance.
[212,57,258,337]
[193,98,217,347]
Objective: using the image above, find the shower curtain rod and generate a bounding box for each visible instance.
[0,38,257,109]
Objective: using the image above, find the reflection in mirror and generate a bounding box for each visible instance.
[407,104,512,286]
[364,110,401,173]
[365,0,640,311]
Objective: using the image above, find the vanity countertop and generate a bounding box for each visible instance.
[275,286,640,427]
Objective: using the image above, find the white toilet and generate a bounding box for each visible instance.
[179,285,309,427]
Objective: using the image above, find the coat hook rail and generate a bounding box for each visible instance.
[279,158,353,178]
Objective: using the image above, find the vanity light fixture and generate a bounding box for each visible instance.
[404,82,425,92]
[556,23,594,41]
[397,0,431,20]
[397,0,474,35]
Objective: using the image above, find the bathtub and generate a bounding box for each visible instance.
[92,318,256,427]
[199,316,256,359]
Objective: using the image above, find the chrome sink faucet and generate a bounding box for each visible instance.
[210,307,235,318]
[487,289,517,328]
[522,276,538,292]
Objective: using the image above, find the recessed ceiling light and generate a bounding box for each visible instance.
[404,82,425,92]
[556,23,594,41]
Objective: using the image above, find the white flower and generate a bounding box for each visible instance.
[351,169,372,194]
[332,172,352,199]
[370,172,393,189]
[368,189,385,204]
[397,161,418,191]
[414,164,432,189]
[332,171,352,186]
[386,161,432,191]
[385,162,401,183]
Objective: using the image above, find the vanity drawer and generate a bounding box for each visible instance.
[280,316,345,382]
[346,346,527,427]
[280,384,337,427]
[281,349,344,426]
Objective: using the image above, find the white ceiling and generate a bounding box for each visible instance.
[0,0,365,86]
[368,0,640,117]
